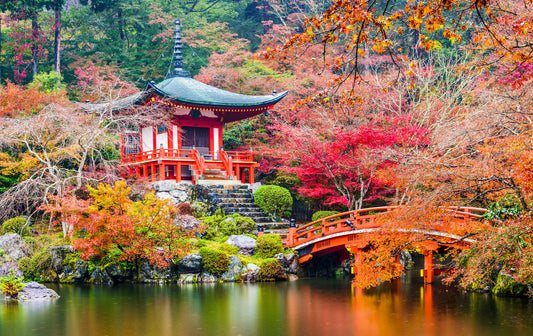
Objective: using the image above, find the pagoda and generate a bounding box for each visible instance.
[117,19,287,184]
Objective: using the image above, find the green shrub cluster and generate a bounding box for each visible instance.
[255,234,283,258]
[311,211,340,222]
[1,217,30,236]
[18,249,52,282]
[254,185,293,217]
[0,271,26,299]
[199,247,230,275]
[258,258,284,281]
[202,210,256,240]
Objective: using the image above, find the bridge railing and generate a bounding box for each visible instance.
[285,206,487,248]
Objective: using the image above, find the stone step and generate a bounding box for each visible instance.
[217,198,255,204]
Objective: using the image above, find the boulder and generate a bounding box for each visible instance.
[153,180,178,192]
[72,260,89,282]
[176,215,202,230]
[137,262,171,283]
[0,262,23,278]
[17,282,59,301]
[225,235,256,256]
[285,253,304,275]
[155,192,177,204]
[49,245,74,274]
[178,253,203,274]
[241,263,260,282]
[399,250,413,269]
[0,233,29,261]
[274,253,289,269]
[200,271,217,283]
[169,189,188,203]
[178,273,198,284]
[104,264,134,283]
[221,256,243,282]
[91,266,114,285]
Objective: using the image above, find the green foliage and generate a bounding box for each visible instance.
[199,247,229,275]
[255,234,283,259]
[311,211,340,222]
[1,217,30,236]
[30,71,65,93]
[191,202,209,217]
[254,185,293,217]
[485,195,523,221]
[202,211,256,240]
[0,271,26,299]
[18,249,52,282]
[258,258,284,281]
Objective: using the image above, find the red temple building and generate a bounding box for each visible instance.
[109,19,287,184]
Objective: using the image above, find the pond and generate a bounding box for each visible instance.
[2,273,533,336]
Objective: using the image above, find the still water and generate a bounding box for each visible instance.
[2,273,533,336]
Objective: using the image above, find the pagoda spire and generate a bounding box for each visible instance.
[167,18,190,78]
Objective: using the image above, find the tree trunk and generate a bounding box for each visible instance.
[31,16,39,77]
[54,7,61,75]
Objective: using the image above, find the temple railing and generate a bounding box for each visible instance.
[120,149,255,164]
[220,150,235,179]
[190,148,206,178]
[225,151,254,162]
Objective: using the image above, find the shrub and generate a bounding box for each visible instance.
[2,217,30,236]
[199,247,230,275]
[254,185,293,217]
[255,234,283,258]
[202,211,256,240]
[191,202,209,217]
[311,211,340,222]
[0,270,26,299]
[258,258,285,281]
[18,248,52,282]
[177,203,193,216]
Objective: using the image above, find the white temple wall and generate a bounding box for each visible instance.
[142,126,154,152]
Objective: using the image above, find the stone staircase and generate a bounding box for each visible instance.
[207,185,286,225]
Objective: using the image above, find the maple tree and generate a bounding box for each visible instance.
[41,181,197,267]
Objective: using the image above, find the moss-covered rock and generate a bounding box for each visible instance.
[492,271,528,296]
[255,234,283,258]
[258,258,285,281]
[199,247,230,275]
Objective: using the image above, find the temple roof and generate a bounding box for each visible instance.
[147,77,287,108]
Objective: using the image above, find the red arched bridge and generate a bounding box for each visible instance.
[262,206,486,283]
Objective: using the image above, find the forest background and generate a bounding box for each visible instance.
[0,0,533,291]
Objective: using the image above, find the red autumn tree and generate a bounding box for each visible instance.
[42,181,197,268]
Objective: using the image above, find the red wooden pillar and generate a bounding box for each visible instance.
[424,251,435,284]
[249,167,255,184]
[151,164,156,182]
[235,164,240,181]
[175,163,181,182]
[241,168,246,183]
[143,165,148,178]
[160,163,166,181]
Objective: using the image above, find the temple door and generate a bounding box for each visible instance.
[182,126,210,156]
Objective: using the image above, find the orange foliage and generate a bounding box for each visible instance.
[0,81,66,117]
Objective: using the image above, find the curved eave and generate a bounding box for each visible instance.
[146,80,288,108]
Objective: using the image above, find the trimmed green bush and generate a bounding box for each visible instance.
[255,234,283,258]
[202,211,256,240]
[254,185,293,217]
[2,217,30,236]
[311,211,340,222]
[258,258,285,281]
[199,247,230,275]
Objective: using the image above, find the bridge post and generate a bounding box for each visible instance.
[257,224,264,237]
[288,219,296,247]
[424,251,435,284]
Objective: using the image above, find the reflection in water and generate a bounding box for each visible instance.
[2,273,533,336]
